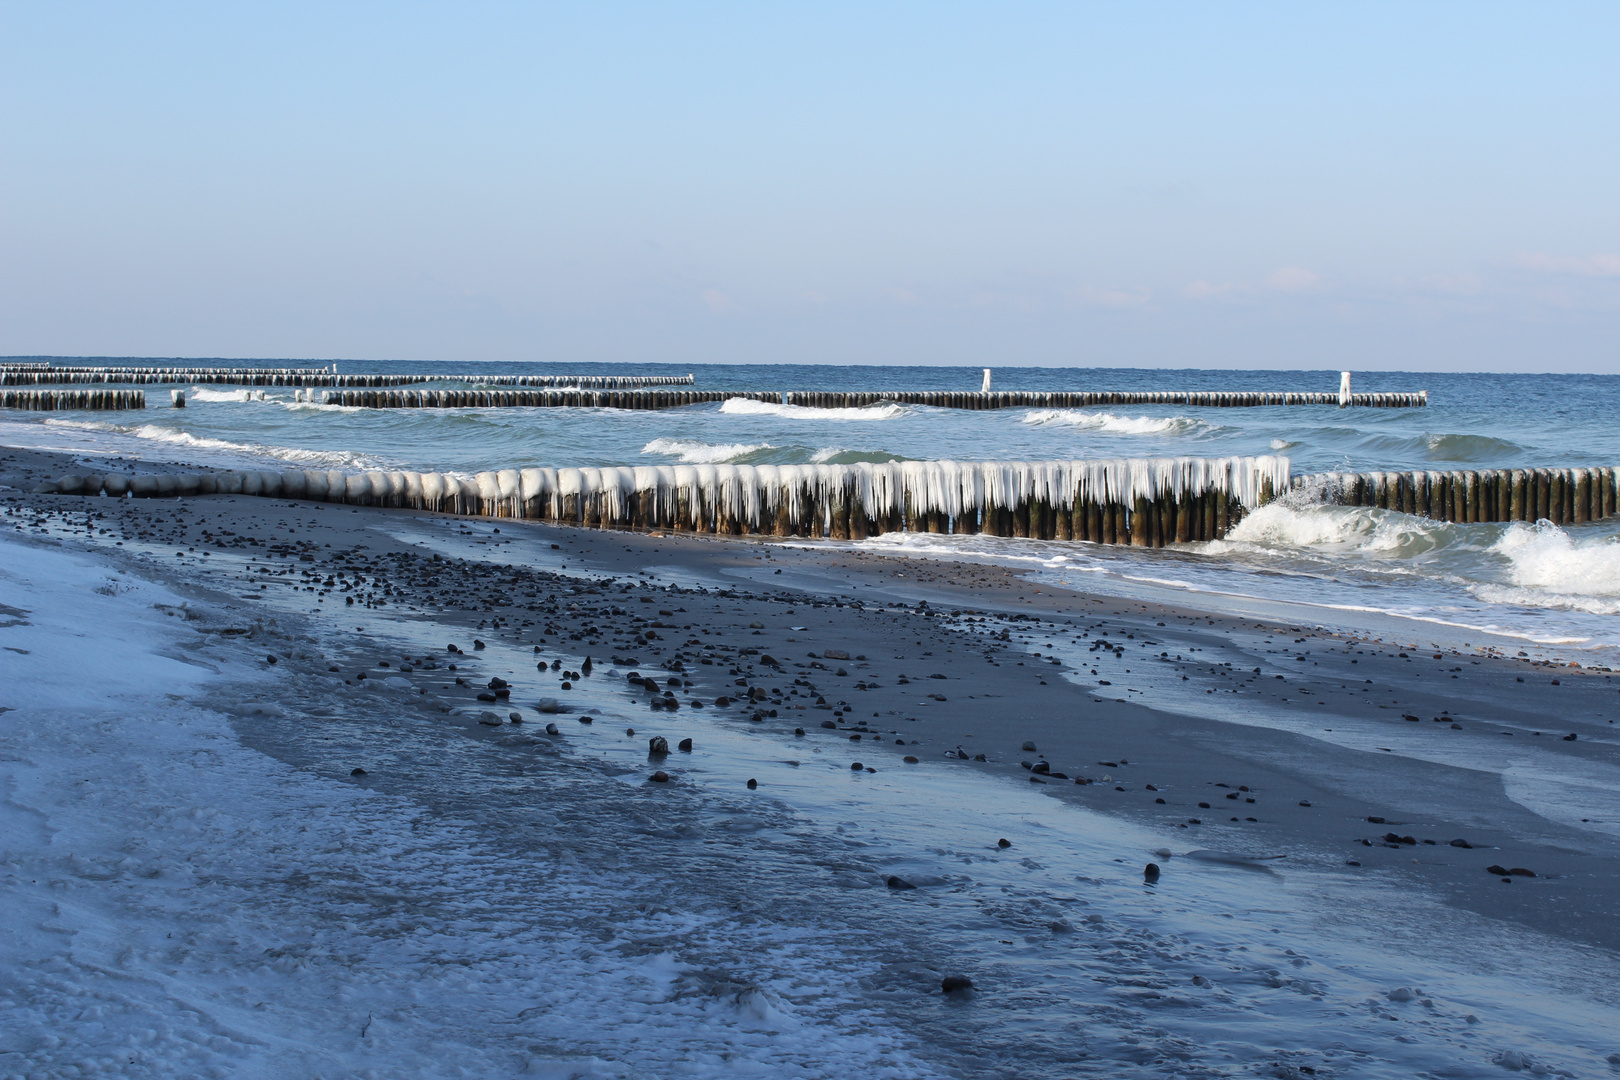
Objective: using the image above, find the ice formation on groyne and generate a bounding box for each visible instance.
[38,456,1292,545]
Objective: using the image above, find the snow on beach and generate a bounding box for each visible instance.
[0,535,936,1078]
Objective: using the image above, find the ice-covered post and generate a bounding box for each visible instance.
[1338,371,1351,408]
[171,389,185,408]
[981,368,992,393]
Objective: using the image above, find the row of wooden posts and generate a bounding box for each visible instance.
[0,389,145,410]
[783,390,1429,409]
[37,459,1619,542]
[0,369,696,387]
[317,389,780,409]
[1302,466,1620,526]
[316,388,1428,411]
[34,457,1285,546]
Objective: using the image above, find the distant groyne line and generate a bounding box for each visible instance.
[315,388,1428,410]
[0,367,696,388]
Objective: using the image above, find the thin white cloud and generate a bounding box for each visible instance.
[1266,266,1320,292]
[1516,252,1620,277]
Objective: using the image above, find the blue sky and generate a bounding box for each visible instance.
[2,2,1616,369]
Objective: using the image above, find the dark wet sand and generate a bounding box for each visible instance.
[6,443,1619,953]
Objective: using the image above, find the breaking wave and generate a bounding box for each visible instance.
[718,399,906,421]
[641,437,775,464]
[41,419,384,469]
[1022,410,1211,436]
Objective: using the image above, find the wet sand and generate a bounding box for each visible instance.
[6,443,1618,960]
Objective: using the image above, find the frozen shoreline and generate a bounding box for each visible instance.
[5,443,1620,1076]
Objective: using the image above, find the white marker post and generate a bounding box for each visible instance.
[981,368,992,392]
[1339,371,1352,408]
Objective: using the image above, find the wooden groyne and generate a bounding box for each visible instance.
[1298,467,1620,526]
[785,390,1427,409]
[318,389,778,409]
[1,367,696,388]
[37,456,1289,546]
[1,389,145,411]
[317,388,1428,410]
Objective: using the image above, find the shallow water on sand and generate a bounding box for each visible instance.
[228,554,1620,1078]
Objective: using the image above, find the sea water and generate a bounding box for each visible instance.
[5,361,1620,658]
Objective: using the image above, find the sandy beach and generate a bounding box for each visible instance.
[5,443,1619,1076]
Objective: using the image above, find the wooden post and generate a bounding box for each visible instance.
[1176,496,1192,543]
[1574,469,1591,524]
[1132,496,1150,546]
[1509,470,1525,521]
[1465,471,1480,523]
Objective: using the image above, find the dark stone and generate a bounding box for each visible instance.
[1298,801,1312,807]
[1486,864,1510,876]
[715,696,731,706]
[1449,838,1472,848]
[794,728,805,736]
[545,723,559,735]
[473,640,486,650]
[746,778,758,790]
[997,838,1012,848]
[1508,867,1536,877]
[1155,797,1165,804]
[266,655,277,665]
[1144,862,1161,879]
[678,738,693,752]
[476,692,497,702]
[1563,733,1578,741]
[821,720,837,729]
[649,770,670,782]
[940,975,974,993]
[886,875,914,890]
[648,736,669,756]
[1367,816,1385,824]
[350,767,366,776]
[1031,762,1050,775]
[850,761,863,770]
[488,677,508,690]
[1198,802,1210,809]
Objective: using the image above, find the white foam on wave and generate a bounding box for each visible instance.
[40,418,383,469]
[1022,409,1209,436]
[718,398,906,421]
[640,437,774,464]
[1217,501,1445,557]
[188,388,271,403]
[1473,522,1620,615]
